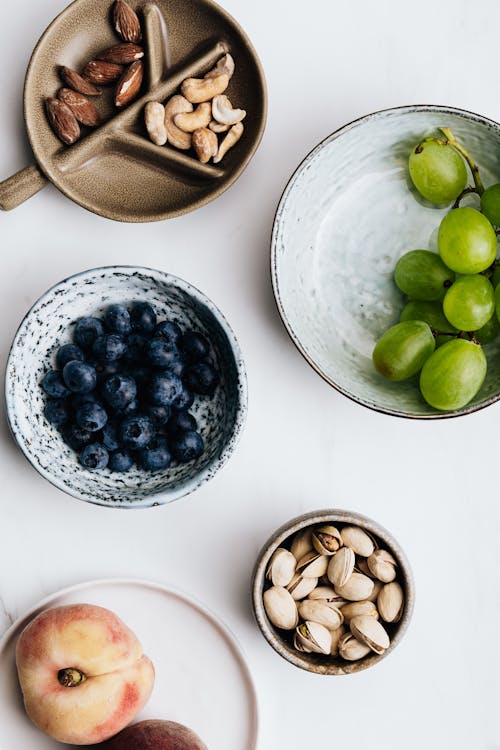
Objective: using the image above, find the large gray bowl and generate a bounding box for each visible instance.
[271,105,500,418]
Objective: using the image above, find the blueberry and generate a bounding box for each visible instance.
[94,360,121,382]
[79,443,109,470]
[184,362,219,395]
[44,399,70,426]
[63,361,97,394]
[101,422,120,451]
[109,449,134,473]
[124,333,149,362]
[138,436,171,472]
[70,392,98,410]
[76,402,108,432]
[93,334,127,362]
[56,344,84,369]
[170,430,204,463]
[120,414,155,449]
[148,371,183,406]
[130,302,157,333]
[102,374,137,411]
[146,338,180,368]
[115,397,140,418]
[62,423,93,450]
[179,330,210,363]
[167,359,185,378]
[42,370,71,399]
[104,304,131,335]
[166,410,197,436]
[155,320,182,345]
[74,317,104,350]
[145,404,171,426]
[172,386,194,411]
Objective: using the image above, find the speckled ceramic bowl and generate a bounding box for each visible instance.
[272,105,500,418]
[252,510,415,675]
[5,266,247,508]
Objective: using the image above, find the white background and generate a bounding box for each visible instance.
[1,1,499,748]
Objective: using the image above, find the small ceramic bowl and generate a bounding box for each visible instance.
[252,510,415,675]
[5,266,247,508]
[271,105,500,418]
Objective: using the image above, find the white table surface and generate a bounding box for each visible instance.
[1,1,499,748]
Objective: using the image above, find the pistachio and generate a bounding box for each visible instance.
[298,600,343,630]
[295,621,331,655]
[329,625,346,657]
[350,615,390,655]
[327,547,355,588]
[266,548,296,587]
[355,557,375,578]
[338,632,371,661]
[341,600,379,624]
[312,525,343,555]
[308,586,347,607]
[367,579,383,603]
[335,572,374,602]
[378,582,404,623]
[367,549,398,583]
[287,574,318,600]
[290,529,314,560]
[296,551,329,578]
[340,526,375,557]
[294,631,313,653]
[263,586,298,631]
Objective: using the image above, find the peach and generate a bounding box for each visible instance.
[100,720,208,749]
[16,603,155,745]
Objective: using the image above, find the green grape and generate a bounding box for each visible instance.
[492,266,500,288]
[494,284,500,323]
[443,275,495,331]
[400,300,457,346]
[480,183,500,227]
[419,339,486,411]
[373,321,435,381]
[408,140,467,204]
[394,250,454,301]
[475,314,500,345]
[438,207,497,274]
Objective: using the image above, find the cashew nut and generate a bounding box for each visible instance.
[204,53,235,80]
[181,73,229,104]
[192,128,218,164]
[209,119,230,133]
[164,94,193,150]
[174,102,212,133]
[144,101,167,145]
[212,95,246,126]
[213,122,244,164]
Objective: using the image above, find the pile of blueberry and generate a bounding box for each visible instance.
[41,301,219,473]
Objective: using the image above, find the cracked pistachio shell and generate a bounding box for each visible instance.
[287,574,318,600]
[266,548,296,587]
[298,600,344,630]
[329,624,346,656]
[378,581,404,623]
[290,529,313,560]
[350,615,390,655]
[263,586,298,630]
[340,600,379,624]
[294,631,313,653]
[296,621,332,655]
[338,632,371,661]
[312,525,343,555]
[367,549,398,583]
[340,526,375,557]
[327,547,355,588]
[308,586,347,607]
[296,551,329,578]
[335,572,374,602]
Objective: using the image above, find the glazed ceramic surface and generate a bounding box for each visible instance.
[272,106,500,418]
[0,579,258,749]
[5,266,247,507]
[252,509,415,675]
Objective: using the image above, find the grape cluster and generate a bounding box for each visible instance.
[373,129,500,411]
[41,301,219,472]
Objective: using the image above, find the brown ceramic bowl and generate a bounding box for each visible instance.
[252,510,415,675]
[0,0,267,221]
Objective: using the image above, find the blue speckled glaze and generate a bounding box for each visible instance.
[5,266,248,507]
[272,105,500,419]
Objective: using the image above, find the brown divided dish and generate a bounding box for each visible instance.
[0,0,267,221]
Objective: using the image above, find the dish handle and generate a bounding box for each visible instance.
[0,164,47,210]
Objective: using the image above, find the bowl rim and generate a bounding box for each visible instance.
[4,264,248,509]
[252,508,415,675]
[270,103,500,420]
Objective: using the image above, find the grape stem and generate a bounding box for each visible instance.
[452,186,479,209]
[439,127,485,195]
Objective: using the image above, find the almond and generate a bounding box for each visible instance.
[81,60,123,85]
[96,42,143,64]
[115,60,143,107]
[113,0,141,43]
[60,66,101,96]
[57,88,100,127]
[45,97,80,145]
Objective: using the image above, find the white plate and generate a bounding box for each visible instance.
[0,579,258,749]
